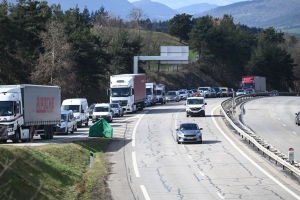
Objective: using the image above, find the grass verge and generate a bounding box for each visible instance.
[0,138,111,200]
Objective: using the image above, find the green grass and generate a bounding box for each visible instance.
[0,138,111,200]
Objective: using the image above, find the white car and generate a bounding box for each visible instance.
[185,97,207,117]
[92,103,113,123]
[178,91,188,100]
[56,110,77,135]
[236,89,246,96]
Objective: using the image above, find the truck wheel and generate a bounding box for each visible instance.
[85,119,88,126]
[0,140,7,143]
[65,128,69,135]
[78,121,82,128]
[12,132,20,143]
[50,128,54,139]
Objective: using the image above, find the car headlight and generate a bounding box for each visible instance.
[7,127,13,132]
[178,132,184,137]
[75,116,80,119]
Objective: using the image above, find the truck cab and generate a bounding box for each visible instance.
[155,84,166,104]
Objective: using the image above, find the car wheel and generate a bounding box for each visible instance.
[203,112,205,117]
[85,120,88,126]
[71,126,74,134]
[177,139,180,144]
[199,140,202,144]
[186,114,189,117]
[12,132,20,143]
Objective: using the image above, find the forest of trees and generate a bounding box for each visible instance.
[0,0,299,104]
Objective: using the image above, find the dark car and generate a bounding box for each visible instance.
[270,90,279,96]
[245,88,255,94]
[212,87,223,97]
[176,122,203,144]
[295,112,300,126]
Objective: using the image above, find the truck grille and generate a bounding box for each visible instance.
[112,100,127,106]
[0,125,7,138]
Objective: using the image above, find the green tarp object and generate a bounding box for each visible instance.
[89,118,113,138]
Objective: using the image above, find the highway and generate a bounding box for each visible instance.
[242,96,300,161]
[3,97,300,199]
[107,98,300,200]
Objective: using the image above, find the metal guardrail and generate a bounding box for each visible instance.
[221,92,300,177]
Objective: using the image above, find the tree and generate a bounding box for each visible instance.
[168,13,193,43]
[30,20,77,99]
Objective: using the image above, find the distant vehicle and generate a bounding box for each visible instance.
[191,89,200,97]
[61,98,89,127]
[236,89,246,96]
[198,90,205,97]
[245,88,255,94]
[185,97,206,117]
[187,90,194,97]
[56,110,77,135]
[296,112,300,126]
[269,90,279,96]
[178,90,188,100]
[87,103,96,119]
[221,87,229,97]
[228,88,235,97]
[166,91,180,102]
[110,103,123,117]
[92,103,113,123]
[110,74,146,113]
[210,88,217,98]
[198,87,212,98]
[242,76,266,92]
[212,87,223,97]
[146,82,157,106]
[155,84,166,104]
[176,122,203,144]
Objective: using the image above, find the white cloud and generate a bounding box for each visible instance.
[128,0,248,9]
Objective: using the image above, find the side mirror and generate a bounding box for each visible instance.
[176,128,179,131]
[205,103,207,105]
[199,128,203,130]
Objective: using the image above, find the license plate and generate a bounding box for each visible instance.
[187,137,193,139]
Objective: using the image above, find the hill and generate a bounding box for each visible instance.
[175,3,218,15]
[194,0,300,29]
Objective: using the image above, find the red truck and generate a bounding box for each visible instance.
[242,76,266,93]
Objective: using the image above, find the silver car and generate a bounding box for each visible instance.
[110,103,123,117]
[166,91,180,102]
[176,122,203,144]
[295,112,300,126]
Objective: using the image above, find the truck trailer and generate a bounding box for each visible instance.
[242,76,266,93]
[110,74,146,113]
[0,85,61,143]
[146,82,157,106]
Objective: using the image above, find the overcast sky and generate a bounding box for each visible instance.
[128,0,248,9]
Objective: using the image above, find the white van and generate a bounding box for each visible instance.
[92,103,113,123]
[61,98,89,127]
[185,97,207,117]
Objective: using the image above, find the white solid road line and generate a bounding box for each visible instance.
[140,185,151,200]
[132,151,140,177]
[188,155,192,159]
[199,171,205,176]
[211,106,300,200]
[132,112,147,147]
[217,192,225,199]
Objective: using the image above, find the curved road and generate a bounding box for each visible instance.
[107,98,300,200]
[242,96,300,161]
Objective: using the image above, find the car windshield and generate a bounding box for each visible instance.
[180,124,199,130]
[237,89,244,92]
[213,88,220,92]
[111,88,130,97]
[146,88,152,95]
[0,101,14,116]
[187,99,204,104]
[179,91,185,94]
[199,88,208,91]
[167,91,176,95]
[156,90,162,95]
[192,89,198,92]
[110,104,119,108]
[94,107,109,112]
[89,104,96,110]
[61,114,67,122]
[61,105,80,112]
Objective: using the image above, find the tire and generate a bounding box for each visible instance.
[65,128,69,135]
[110,118,113,123]
[177,138,180,144]
[71,126,74,134]
[199,140,202,144]
[203,112,206,117]
[186,114,189,117]
[78,121,82,128]
[12,132,20,143]
[49,127,54,139]
[85,119,88,126]
[0,140,7,143]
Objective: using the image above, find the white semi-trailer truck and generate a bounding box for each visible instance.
[0,85,61,143]
[110,74,146,113]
